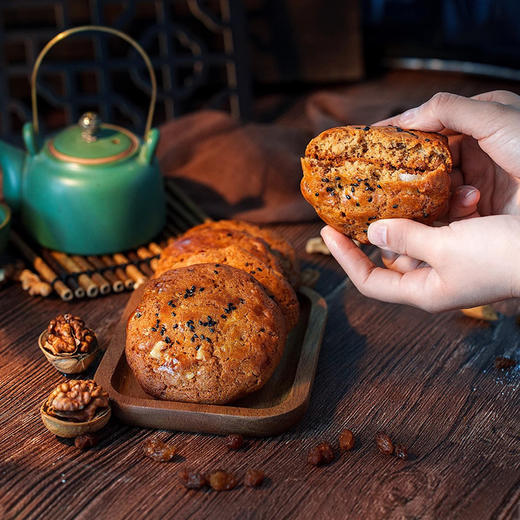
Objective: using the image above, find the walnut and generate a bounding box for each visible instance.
[45,314,96,355]
[19,269,52,297]
[305,237,331,255]
[46,380,109,422]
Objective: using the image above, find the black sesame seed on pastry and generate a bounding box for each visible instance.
[126,264,287,404]
[300,125,453,243]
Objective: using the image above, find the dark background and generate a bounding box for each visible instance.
[0,0,518,144]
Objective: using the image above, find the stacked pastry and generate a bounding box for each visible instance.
[125,220,300,404]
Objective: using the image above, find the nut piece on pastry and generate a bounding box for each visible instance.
[154,245,299,330]
[300,125,452,243]
[126,263,287,404]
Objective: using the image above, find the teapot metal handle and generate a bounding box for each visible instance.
[30,25,157,140]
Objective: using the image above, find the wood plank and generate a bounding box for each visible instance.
[1,222,519,519]
[2,69,520,519]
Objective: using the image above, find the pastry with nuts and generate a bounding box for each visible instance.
[154,245,299,330]
[40,379,111,438]
[181,220,300,287]
[126,263,287,404]
[301,125,452,243]
[39,314,99,374]
[159,227,287,282]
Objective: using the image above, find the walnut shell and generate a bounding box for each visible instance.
[39,330,100,374]
[40,401,111,438]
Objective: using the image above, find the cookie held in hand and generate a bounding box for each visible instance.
[300,125,452,243]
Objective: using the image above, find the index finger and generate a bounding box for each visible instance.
[320,226,441,309]
[372,92,516,140]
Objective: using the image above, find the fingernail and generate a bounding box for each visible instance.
[368,223,387,247]
[455,186,478,206]
[399,107,418,126]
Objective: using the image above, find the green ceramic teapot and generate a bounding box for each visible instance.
[0,26,165,255]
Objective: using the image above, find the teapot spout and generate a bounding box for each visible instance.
[0,139,25,211]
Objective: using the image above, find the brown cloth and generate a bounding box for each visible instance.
[157,110,315,223]
[157,71,513,224]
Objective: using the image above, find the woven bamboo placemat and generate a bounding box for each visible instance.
[10,179,210,300]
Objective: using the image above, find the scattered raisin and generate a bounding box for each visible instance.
[225,433,244,450]
[244,469,265,487]
[207,470,238,491]
[307,442,334,466]
[179,468,207,489]
[74,433,98,450]
[495,357,517,370]
[339,429,355,452]
[375,432,394,455]
[142,438,177,462]
[395,444,408,460]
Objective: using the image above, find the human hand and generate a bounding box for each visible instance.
[320,90,520,311]
[321,215,520,312]
[378,90,520,217]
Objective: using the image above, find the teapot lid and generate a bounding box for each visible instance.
[48,112,139,165]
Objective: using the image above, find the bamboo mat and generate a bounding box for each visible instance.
[10,179,210,301]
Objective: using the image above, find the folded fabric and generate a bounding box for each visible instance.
[157,110,315,223]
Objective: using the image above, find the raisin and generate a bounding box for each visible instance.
[495,357,516,370]
[395,444,408,460]
[74,433,98,450]
[307,442,334,466]
[207,470,238,491]
[244,469,265,487]
[142,438,177,462]
[225,434,244,450]
[375,432,394,455]
[179,468,207,489]
[339,429,355,452]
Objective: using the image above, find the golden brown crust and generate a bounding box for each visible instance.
[125,264,287,404]
[300,125,452,243]
[160,228,286,280]
[154,245,299,330]
[183,221,300,287]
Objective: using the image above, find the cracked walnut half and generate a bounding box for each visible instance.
[45,314,96,355]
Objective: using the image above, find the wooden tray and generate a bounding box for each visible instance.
[95,285,327,436]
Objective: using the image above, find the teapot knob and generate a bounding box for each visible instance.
[79,112,101,142]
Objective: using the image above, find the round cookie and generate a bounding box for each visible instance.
[126,264,287,404]
[300,125,452,243]
[154,245,299,330]
[159,228,286,280]
[184,220,300,287]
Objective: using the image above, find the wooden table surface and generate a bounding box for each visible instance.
[1,220,519,520]
[2,71,520,519]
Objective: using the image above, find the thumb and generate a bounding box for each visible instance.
[367,219,437,261]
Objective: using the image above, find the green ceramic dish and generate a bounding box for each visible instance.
[0,203,11,252]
